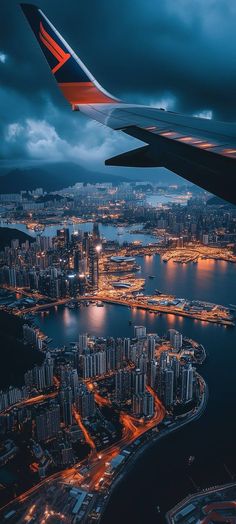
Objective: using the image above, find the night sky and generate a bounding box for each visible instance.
[1,0,236,175]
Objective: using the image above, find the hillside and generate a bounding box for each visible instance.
[0,163,129,193]
[0,228,35,250]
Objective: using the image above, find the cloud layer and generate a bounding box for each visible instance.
[1,0,236,172]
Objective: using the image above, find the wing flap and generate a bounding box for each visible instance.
[105,145,163,167]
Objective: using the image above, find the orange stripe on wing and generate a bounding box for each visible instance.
[40,22,67,59]
[59,82,115,104]
[39,22,71,74]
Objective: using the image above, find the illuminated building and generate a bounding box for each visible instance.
[181,364,194,403]
[78,333,88,354]
[134,325,147,339]
[168,329,183,352]
[132,392,154,418]
[147,359,157,389]
[115,370,132,403]
[81,351,106,379]
[89,240,99,291]
[59,386,73,427]
[76,383,95,419]
[57,227,70,245]
[35,402,60,442]
[123,337,131,360]
[170,356,180,390]
[162,367,174,408]
[106,346,116,371]
[147,335,156,361]
[132,368,146,394]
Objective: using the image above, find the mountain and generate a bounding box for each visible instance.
[207,196,236,208]
[0,228,35,250]
[0,162,185,193]
[0,163,130,193]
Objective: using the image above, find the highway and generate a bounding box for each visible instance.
[0,377,206,523]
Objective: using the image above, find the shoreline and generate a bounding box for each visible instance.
[98,378,208,523]
[78,296,235,327]
[166,481,236,523]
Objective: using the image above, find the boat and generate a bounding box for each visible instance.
[155,289,162,295]
[129,320,132,325]
[96,301,104,307]
[148,275,155,279]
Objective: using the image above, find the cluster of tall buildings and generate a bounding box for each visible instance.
[24,354,54,391]
[77,328,198,418]
[0,224,102,297]
[157,352,196,408]
[0,385,29,412]
[23,323,44,350]
[0,324,200,447]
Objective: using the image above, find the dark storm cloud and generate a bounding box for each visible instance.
[1,0,236,169]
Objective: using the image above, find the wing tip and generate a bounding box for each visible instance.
[20,3,39,15]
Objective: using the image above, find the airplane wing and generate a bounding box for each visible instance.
[21,3,236,204]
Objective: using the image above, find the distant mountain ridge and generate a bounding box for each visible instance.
[0,163,185,193]
[0,228,35,249]
[0,163,129,193]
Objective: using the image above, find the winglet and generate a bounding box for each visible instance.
[20,3,119,107]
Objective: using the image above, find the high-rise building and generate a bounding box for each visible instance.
[57,228,70,245]
[78,333,88,354]
[147,335,155,361]
[132,392,154,418]
[81,351,106,379]
[181,364,194,403]
[115,370,132,403]
[76,383,95,419]
[36,402,60,442]
[168,329,183,352]
[170,356,180,391]
[44,356,54,389]
[134,326,147,339]
[132,368,146,394]
[70,369,79,400]
[106,346,116,372]
[59,387,73,427]
[123,338,131,361]
[147,360,157,389]
[89,241,99,290]
[162,367,174,408]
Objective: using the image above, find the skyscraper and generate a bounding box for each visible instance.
[36,402,60,442]
[89,241,99,290]
[132,368,146,394]
[78,333,88,354]
[134,326,147,339]
[181,364,194,403]
[76,383,95,419]
[115,370,132,403]
[147,335,155,361]
[162,367,174,408]
[59,387,73,427]
[168,329,183,352]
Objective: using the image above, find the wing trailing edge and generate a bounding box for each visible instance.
[105,145,163,167]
